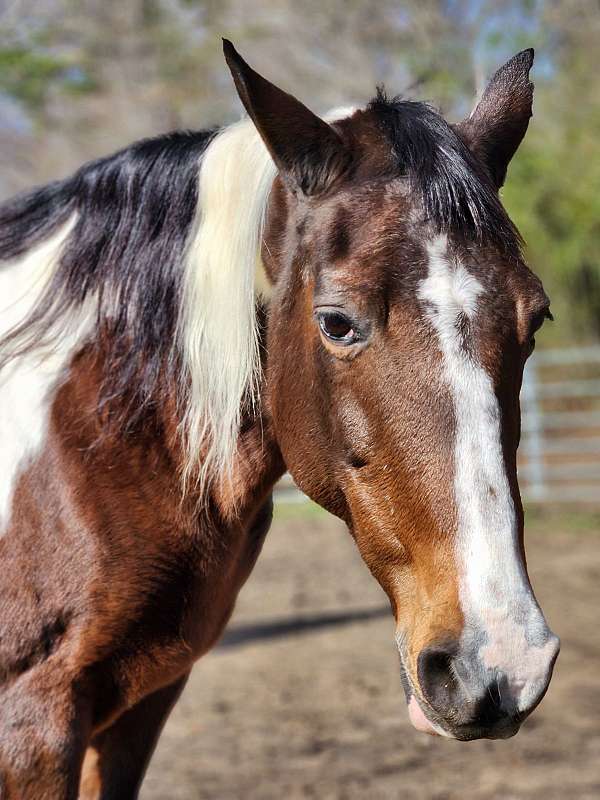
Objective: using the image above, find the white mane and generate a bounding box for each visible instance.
[178,118,277,494]
[179,108,357,496]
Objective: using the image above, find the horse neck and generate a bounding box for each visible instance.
[54,339,285,529]
[213,321,286,518]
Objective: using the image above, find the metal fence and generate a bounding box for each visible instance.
[275,346,600,506]
[520,345,600,503]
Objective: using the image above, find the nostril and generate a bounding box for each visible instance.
[419,649,452,685]
[417,643,460,715]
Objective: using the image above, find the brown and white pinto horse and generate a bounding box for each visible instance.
[0,41,559,797]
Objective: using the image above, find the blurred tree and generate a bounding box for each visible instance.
[0,0,597,342]
[502,0,600,341]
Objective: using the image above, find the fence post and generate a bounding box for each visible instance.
[521,355,546,501]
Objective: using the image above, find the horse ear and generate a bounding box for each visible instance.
[223,39,351,196]
[457,49,534,189]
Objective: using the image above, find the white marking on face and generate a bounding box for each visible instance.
[417,234,557,711]
[0,219,92,533]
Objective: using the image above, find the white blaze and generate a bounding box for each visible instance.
[418,235,556,711]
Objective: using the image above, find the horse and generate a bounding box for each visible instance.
[0,40,559,798]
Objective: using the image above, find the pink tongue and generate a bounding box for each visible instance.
[408,696,439,736]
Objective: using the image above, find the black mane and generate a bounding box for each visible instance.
[0,129,215,430]
[368,90,523,257]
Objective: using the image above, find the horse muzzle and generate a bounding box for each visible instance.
[400,629,560,740]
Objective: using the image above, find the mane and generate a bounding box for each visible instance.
[368,89,523,258]
[0,119,276,499]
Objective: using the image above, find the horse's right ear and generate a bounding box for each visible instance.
[223,39,351,196]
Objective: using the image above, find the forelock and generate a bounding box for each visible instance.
[367,90,523,260]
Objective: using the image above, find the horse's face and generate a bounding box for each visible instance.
[225,42,559,740]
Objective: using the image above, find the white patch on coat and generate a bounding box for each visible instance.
[0,218,92,532]
[418,234,557,712]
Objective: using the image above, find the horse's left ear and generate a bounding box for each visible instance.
[457,49,534,189]
[223,39,351,196]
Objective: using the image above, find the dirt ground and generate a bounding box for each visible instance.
[141,505,600,800]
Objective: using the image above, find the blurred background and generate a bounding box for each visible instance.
[0,1,598,797]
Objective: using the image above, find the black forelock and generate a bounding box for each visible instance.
[368,89,523,258]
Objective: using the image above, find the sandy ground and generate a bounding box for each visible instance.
[141,506,600,800]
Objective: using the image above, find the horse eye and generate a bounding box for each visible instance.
[318,311,358,344]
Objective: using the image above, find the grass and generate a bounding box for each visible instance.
[272,496,332,522]
[273,494,600,535]
[524,504,600,534]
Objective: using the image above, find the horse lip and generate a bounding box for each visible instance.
[409,694,522,741]
[398,652,454,737]
[449,718,522,741]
